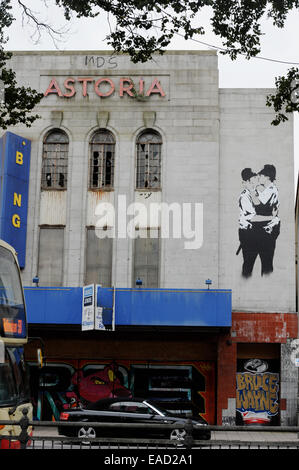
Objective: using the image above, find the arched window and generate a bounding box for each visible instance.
[41,129,69,189]
[136,130,162,189]
[89,129,115,189]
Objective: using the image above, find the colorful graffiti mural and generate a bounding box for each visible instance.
[71,365,132,403]
[28,360,216,423]
[236,359,280,425]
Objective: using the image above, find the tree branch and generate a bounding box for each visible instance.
[17,0,70,47]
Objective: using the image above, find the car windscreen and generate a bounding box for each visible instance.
[145,401,173,416]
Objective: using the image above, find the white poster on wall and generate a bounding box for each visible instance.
[82,284,95,331]
[95,306,106,330]
[95,285,106,330]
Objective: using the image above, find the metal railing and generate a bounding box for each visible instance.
[1,408,299,450]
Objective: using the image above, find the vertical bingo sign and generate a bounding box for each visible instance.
[0,132,31,268]
[82,285,95,331]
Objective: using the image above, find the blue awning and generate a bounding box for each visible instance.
[24,286,232,328]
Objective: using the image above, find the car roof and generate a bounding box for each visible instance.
[86,397,148,409]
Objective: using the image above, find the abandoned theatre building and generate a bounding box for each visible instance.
[1,50,298,425]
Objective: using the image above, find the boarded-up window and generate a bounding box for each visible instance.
[136,130,162,189]
[38,227,64,286]
[85,228,112,287]
[133,229,160,288]
[89,130,115,189]
[41,129,69,189]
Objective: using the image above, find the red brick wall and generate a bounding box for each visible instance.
[217,334,237,424]
[232,312,298,343]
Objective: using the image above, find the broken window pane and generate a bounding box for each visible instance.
[136,130,162,189]
[89,130,115,190]
[41,129,69,190]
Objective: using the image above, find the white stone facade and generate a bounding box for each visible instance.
[6,50,295,314]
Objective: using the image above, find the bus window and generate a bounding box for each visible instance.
[0,241,33,447]
[0,246,26,339]
[8,348,31,403]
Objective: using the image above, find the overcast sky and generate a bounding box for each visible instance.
[5,0,299,189]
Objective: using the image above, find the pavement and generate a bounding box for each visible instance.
[32,426,299,443]
[212,430,299,442]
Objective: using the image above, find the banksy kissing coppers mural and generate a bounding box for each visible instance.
[219,90,295,312]
[237,164,280,278]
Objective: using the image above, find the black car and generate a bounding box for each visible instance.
[58,398,211,444]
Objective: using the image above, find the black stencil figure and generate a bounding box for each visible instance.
[238,165,280,278]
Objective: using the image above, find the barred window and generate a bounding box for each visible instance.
[136,130,162,189]
[41,129,69,189]
[89,130,115,189]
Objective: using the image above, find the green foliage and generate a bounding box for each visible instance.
[266,68,299,126]
[0,63,44,129]
[54,0,299,124]
[54,0,299,63]
[1,0,299,126]
[0,0,43,129]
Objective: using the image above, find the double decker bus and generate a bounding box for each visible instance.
[0,240,33,448]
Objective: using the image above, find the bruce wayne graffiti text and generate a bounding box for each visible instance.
[236,372,279,415]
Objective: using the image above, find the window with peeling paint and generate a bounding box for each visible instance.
[85,227,112,287]
[41,129,69,190]
[133,228,160,288]
[136,130,162,190]
[89,129,115,190]
[37,227,64,286]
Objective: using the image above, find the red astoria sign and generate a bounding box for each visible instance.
[44,77,166,98]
